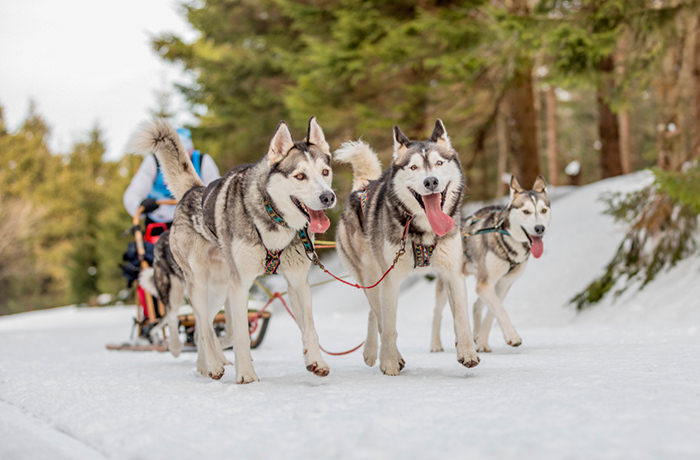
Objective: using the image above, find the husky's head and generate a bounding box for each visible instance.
[507,175,551,258]
[391,120,463,237]
[266,116,335,233]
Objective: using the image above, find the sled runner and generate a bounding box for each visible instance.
[108,199,272,352]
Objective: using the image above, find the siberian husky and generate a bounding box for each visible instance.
[431,176,551,353]
[335,120,480,375]
[135,117,335,383]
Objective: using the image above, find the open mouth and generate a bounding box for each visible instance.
[521,226,544,259]
[411,187,448,211]
[291,196,330,234]
[408,185,453,237]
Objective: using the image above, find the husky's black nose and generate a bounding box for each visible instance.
[319,191,335,208]
[423,176,439,192]
[534,225,545,235]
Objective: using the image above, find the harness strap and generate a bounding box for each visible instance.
[264,249,283,275]
[412,242,435,268]
[360,189,369,217]
[263,199,290,228]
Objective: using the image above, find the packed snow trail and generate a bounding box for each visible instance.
[1,172,699,459]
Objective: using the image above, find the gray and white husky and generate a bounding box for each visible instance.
[135,117,335,383]
[335,120,480,375]
[431,175,551,353]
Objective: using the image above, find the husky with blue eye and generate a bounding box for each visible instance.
[335,120,480,376]
[431,175,551,353]
[135,117,336,383]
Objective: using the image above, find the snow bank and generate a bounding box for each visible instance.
[1,171,699,460]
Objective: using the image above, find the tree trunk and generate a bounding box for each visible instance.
[545,86,559,185]
[506,66,540,187]
[597,55,623,178]
[496,108,508,197]
[619,110,631,174]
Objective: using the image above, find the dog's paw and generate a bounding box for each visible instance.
[505,334,522,347]
[475,343,491,353]
[206,367,225,380]
[363,343,377,367]
[380,359,403,376]
[306,361,330,377]
[430,342,444,353]
[236,372,259,384]
[457,350,480,368]
[169,344,182,358]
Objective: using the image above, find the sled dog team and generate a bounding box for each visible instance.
[137,117,551,383]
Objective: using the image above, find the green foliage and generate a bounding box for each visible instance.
[571,168,699,310]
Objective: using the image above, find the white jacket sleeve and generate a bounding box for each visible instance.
[200,154,221,186]
[123,155,157,217]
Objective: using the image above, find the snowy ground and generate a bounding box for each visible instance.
[2,172,699,460]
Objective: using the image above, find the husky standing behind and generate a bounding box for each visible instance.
[135,117,335,383]
[335,120,480,376]
[431,176,551,353]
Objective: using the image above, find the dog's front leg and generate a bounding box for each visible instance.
[430,277,447,352]
[228,280,258,384]
[378,277,405,375]
[476,278,521,348]
[284,273,329,377]
[444,274,480,368]
[189,280,226,380]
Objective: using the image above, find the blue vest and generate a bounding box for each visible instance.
[148,150,203,200]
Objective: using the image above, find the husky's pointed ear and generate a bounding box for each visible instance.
[393,125,411,159]
[306,116,330,157]
[429,119,452,150]
[509,175,524,202]
[268,121,295,166]
[533,175,548,193]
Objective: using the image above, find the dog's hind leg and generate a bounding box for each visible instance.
[283,271,329,377]
[207,280,232,366]
[218,295,234,350]
[443,274,480,368]
[473,297,493,352]
[430,277,447,352]
[166,279,185,357]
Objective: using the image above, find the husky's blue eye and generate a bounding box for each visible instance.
[435,160,443,166]
[295,173,306,181]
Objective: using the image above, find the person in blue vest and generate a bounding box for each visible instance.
[123,127,221,226]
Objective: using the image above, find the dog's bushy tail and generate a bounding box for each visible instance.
[334,140,382,191]
[132,119,204,200]
[138,267,158,297]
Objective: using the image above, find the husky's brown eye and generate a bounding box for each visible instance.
[410,165,418,171]
[540,208,548,214]
[295,173,306,181]
[522,209,531,215]
[435,160,443,166]
[322,168,330,177]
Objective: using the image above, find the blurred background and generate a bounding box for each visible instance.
[1,0,699,314]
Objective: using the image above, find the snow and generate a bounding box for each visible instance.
[1,172,700,460]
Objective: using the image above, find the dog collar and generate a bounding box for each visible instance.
[263,198,290,228]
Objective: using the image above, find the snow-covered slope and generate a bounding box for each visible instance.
[1,172,699,460]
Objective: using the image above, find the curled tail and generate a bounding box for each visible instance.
[133,119,203,200]
[334,140,382,191]
[138,267,158,297]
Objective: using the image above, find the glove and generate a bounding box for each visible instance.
[140,198,159,214]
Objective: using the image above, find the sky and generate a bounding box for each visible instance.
[0,0,198,160]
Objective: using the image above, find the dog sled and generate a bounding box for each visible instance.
[106,199,271,352]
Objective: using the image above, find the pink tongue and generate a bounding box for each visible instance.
[422,193,454,237]
[308,209,330,234]
[530,236,543,258]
